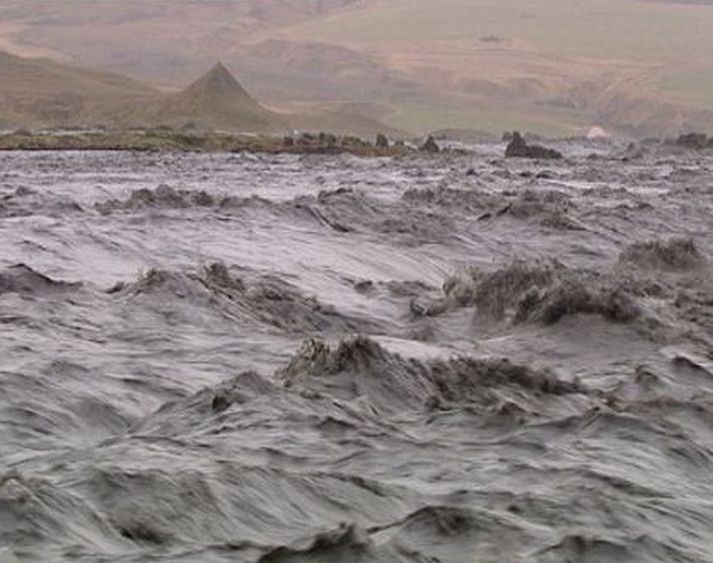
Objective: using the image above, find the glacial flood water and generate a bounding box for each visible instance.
[1,143,713,562]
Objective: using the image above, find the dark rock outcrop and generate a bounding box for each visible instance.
[676,132,708,149]
[420,135,440,153]
[505,131,562,159]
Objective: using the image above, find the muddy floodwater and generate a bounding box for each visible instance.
[1,143,713,562]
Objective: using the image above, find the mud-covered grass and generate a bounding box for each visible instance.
[619,237,707,271]
[0,129,416,156]
[439,258,643,325]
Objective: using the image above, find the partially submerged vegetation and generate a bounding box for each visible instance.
[7,126,713,157]
[0,128,416,156]
[618,237,707,271]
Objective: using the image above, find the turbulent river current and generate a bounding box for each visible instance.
[1,142,713,562]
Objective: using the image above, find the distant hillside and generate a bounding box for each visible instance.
[0,0,362,85]
[0,51,402,136]
[5,0,713,136]
[138,62,285,132]
[0,52,286,132]
[0,50,159,128]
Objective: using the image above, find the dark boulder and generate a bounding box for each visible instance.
[621,142,644,161]
[520,145,562,159]
[420,135,440,153]
[676,132,708,149]
[505,131,529,156]
[376,133,389,149]
[505,131,562,159]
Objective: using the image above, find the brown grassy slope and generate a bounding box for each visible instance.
[0,50,159,128]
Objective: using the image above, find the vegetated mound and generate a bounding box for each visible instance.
[131,369,280,436]
[1,185,83,218]
[110,262,371,334]
[402,186,584,230]
[95,184,214,213]
[368,504,531,562]
[674,132,711,149]
[278,336,584,415]
[618,237,707,271]
[476,188,585,230]
[213,187,456,244]
[146,62,285,132]
[0,264,81,295]
[433,258,642,325]
[402,186,496,213]
[257,524,383,563]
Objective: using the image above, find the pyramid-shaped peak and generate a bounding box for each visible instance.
[154,59,280,131]
[207,61,233,81]
[181,61,254,102]
[198,62,241,88]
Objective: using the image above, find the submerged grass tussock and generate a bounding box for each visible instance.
[441,258,641,325]
[619,237,707,271]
